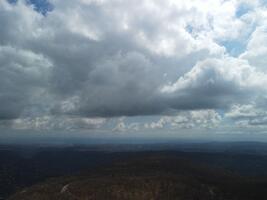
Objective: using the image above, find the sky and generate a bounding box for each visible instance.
[1,0,267,142]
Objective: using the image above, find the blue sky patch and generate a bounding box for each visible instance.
[236,3,251,17]
[7,0,53,15]
[26,0,53,15]
[221,40,247,57]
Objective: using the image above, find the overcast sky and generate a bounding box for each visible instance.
[1,0,267,141]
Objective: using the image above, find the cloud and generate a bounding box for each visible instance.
[1,0,267,134]
[240,25,267,71]
[0,45,52,120]
[161,57,267,110]
[145,110,221,129]
[226,103,267,127]
[12,116,106,130]
[112,117,140,132]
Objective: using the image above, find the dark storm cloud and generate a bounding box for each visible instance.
[0,45,51,120]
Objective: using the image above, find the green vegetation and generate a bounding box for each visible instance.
[8,152,267,200]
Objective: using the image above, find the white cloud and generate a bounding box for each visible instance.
[161,57,267,110]
[12,116,106,130]
[225,103,267,128]
[241,24,267,70]
[112,117,140,132]
[145,110,221,130]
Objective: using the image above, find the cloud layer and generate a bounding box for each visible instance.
[1,0,267,136]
